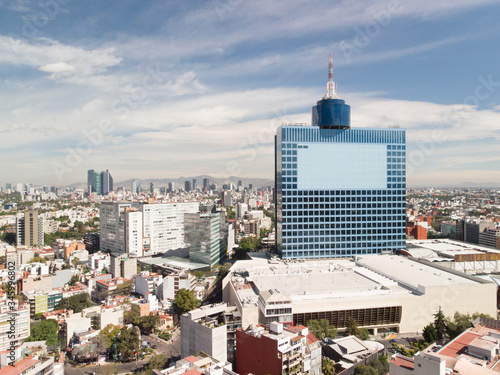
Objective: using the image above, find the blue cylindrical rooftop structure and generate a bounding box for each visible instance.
[312,98,350,129]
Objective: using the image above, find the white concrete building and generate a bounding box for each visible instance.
[223,254,497,334]
[100,201,199,256]
[157,272,196,302]
[180,303,240,364]
[89,252,111,272]
[236,203,248,220]
[135,271,162,298]
[0,303,30,351]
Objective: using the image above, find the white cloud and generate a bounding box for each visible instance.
[0,36,122,81]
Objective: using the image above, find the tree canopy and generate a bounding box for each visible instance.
[346,318,359,337]
[308,319,337,340]
[146,354,169,373]
[28,256,46,264]
[116,326,140,360]
[173,289,199,315]
[139,314,160,335]
[98,325,120,350]
[55,293,93,313]
[433,307,446,340]
[26,319,58,346]
[354,356,389,375]
[322,358,336,375]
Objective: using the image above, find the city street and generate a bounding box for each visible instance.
[63,333,181,375]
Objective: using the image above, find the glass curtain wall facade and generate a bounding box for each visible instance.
[275,126,406,259]
[185,212,228,268]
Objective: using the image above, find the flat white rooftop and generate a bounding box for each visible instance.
[407,239,500,255]
[230,254,483,308]
[357,255,476,289]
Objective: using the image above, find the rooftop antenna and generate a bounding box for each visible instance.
[323,53,339,100]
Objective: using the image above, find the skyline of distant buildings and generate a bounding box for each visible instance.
[87,169,113,196]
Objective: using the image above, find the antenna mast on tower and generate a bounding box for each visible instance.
[324,53,338,99]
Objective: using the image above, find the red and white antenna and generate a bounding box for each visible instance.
[324,53,338,99]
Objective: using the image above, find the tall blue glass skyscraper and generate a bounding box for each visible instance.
[275,57,406,259]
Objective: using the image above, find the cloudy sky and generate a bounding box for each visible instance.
[1,0,500,187]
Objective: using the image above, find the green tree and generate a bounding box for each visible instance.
[238,236,260,252]
[116,326,140,361]
[55,293,93,313]
[173,289,199,315]
[116,280,133,295]
[434,307,446,340]
[308,319,337,340]
[365,356,389,374]
[263,209,275,223]
[146,354,168,372]
[139,314,160,335]
[226,207,235,220]
[357,328,370,340]
[124,308,140,326]
[98,325,121,349]
[322,358,336,375]
[28,256,47,264]
[346,318,359,337]
[193,270,204,279]
[71,257,82,268]
[69,275,80,286]
[26,319,58,346]
[423,323,438,343]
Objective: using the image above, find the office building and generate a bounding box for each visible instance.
[236,203,248,220]
[150,182,155,194]
[185,211,228,268]
[87,169,101,195]
[464,220,494,244]
[16,210,44,247]
[184,181,191,192]
[275,55,405,259]
[168,182,175,193]
[479,228,500,249]
[131,179,141,194]
[192,179,198,191]
[83,232,100,253]
[203,178,210,191]
[100,201,200,256]
[87,169,113,195]
[101,169,113,195]
[222,190,231,207]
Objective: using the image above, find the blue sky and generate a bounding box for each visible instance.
[1,0,500,187]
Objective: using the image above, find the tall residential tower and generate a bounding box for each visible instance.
[275,55,406,259]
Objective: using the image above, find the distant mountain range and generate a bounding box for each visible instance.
[67,175,274,190]
[410,181,500,189]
